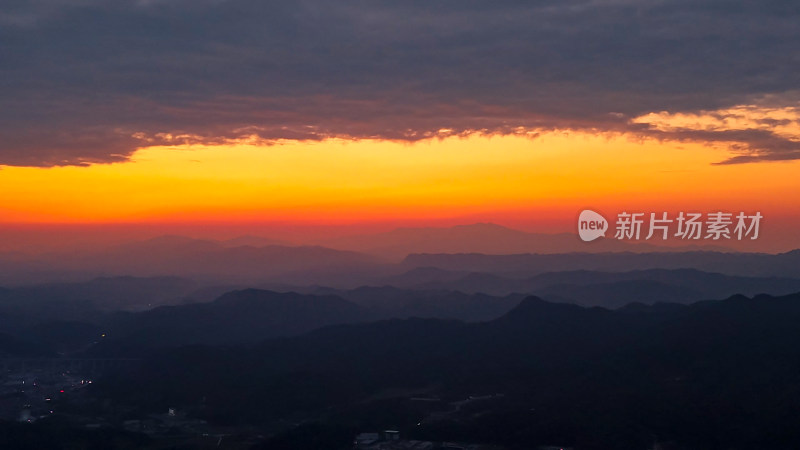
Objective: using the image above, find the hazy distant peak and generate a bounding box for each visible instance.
[133,235,219,250]
[142,235,209,244]
[221,235,290,247]
[322,223,736,260]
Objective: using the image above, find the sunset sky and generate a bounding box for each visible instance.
[1,1,799,251]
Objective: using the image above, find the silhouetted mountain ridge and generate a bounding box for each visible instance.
[97,291,800,449]
[98,289,372,349]
[321,223,731,258]
[402,250,800,278]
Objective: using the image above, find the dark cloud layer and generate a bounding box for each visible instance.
[1,0,799,166]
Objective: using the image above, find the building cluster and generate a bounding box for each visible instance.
[0,365,90,422]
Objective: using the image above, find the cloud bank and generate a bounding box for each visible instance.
[1,0,799,166]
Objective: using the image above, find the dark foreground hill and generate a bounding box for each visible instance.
[97,289,373,348]
[311,285,524,321]
[94,292,800,449]
[0,285,526,355]
[86,288,525,353]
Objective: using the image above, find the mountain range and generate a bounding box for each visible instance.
[96,292,800,449]
[319,223,733,258]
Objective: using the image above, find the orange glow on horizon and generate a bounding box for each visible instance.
[0,132,798,243]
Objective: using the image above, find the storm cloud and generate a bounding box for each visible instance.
[1,0,799,166]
